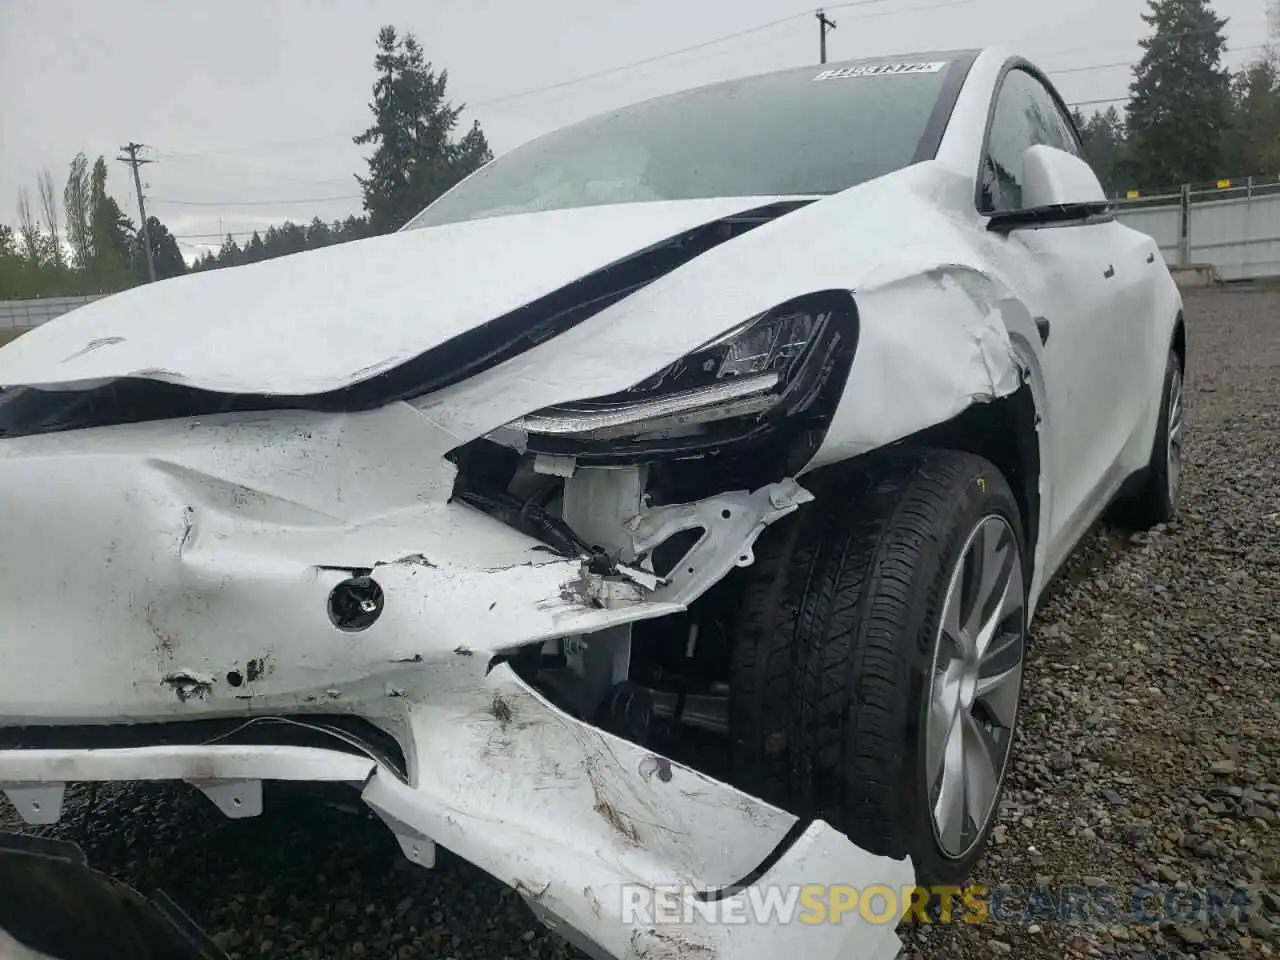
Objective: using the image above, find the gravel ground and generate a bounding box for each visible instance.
[3,286,1279,960]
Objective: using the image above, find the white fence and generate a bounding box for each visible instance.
[0,295,105,333]
[1113,180,1280,282]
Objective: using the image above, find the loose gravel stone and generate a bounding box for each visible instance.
[3,286,1279,959]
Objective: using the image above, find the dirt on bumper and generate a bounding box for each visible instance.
[2,663,911,960]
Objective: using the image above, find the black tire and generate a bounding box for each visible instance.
[1109,347,1183,529]
[728,448,1028,884]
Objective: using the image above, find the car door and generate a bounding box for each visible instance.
[974,65,1146,569]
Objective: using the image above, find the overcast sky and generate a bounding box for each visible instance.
[0,0,1270,260]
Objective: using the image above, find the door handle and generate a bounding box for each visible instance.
[1104,264,1116,279]
[1146,252,1155,263]
[1035,317,1050,345]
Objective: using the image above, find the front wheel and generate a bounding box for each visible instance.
[728,449,1029,884]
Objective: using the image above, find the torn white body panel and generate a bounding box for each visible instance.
[0,404,684,720]
[363,667,913,960]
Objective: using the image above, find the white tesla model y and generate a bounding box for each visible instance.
[0,47,1184,960]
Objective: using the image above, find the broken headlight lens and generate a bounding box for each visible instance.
[503,297,838,443]
[622,307,824,396]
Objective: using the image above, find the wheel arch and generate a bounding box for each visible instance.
[866,385,1041,579]
[1171,310,1186,370]
[805,379,1046,605]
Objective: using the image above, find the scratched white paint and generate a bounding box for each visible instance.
[362,664,914,960]
[0,404,693,722]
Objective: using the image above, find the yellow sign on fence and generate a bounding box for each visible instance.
[1126,190,1140,199]
[1217,179,1232,188]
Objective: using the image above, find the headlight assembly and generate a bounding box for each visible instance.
[495,291,858,455]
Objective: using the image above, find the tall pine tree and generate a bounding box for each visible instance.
[88,157,137,291]
[354,26,493,233]
[1125,0,1232,188]
[1225,53,1280,178]
[1073,106,1129,194]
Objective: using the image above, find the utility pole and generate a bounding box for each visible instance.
[117,142,156,282]
[816,9,837,64]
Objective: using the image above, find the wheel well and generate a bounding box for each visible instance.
[812,384,1042,564]
[1172,313,1186,370]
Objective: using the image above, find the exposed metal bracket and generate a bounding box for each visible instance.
[186,778,263,819]
[2,784,66,825]
[625,478,814,605]
[367,807,438,869]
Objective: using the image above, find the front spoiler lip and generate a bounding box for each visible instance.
[0,665,913,960]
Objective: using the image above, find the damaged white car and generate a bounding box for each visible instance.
[0,47,1183,960]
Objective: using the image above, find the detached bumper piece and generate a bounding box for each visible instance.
[0,666,912,960]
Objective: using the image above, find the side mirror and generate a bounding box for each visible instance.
[987,144,1112,234]
[1021,144,1106,208]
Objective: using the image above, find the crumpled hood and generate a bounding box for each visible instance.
[0,196,801,395]
[0,163,1030,466]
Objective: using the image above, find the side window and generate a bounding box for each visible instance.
[980,68,1082,213]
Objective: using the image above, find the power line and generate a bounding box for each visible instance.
[145,151,355,186]
[151,14,1272,221]
[1068,95,1129,107]
[153,0,975,158]
[174,229,266,239]
[152,37,1270,207]
[152,44,1264,210]
[1052,40,1269,75]
[461,0,965,109]
[1062,41,1272,110]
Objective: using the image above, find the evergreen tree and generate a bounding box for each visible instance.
[245,231,267,263]
[186,214,374,274]
[354,26,493,233]
[1224,53,1280,178]
[1073,106,1129,193]
[1125,0,1232,188]
[138,216,186,281]
[88,157,137,290]
[305,216,332,248]
[215,234,241,269]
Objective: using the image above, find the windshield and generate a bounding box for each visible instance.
[404,55,971,229]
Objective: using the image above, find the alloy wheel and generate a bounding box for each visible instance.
[925,514,1026,860]
[1166,365,1185,504]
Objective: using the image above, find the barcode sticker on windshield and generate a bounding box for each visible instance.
[813,61,947,81]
